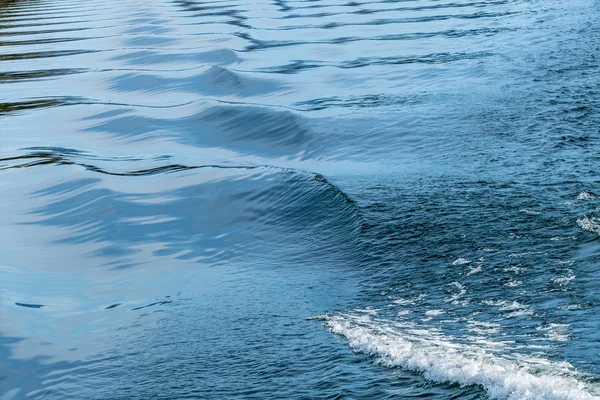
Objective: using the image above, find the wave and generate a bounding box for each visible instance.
[108,65,283,97]
[315,313,600,400]
[82,104,320,158]
[577,216,600,235]
[7,149,361,270]
[110,48,240,66]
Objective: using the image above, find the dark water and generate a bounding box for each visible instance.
[2,0,600,398]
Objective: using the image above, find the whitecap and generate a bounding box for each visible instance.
[452,258,471,266]
[577,216,600,234]
[319,314,600,400]
[577,192,596,200]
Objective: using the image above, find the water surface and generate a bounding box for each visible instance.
[2,0,600,398]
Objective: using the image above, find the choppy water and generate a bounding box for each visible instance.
[2,0,600,398]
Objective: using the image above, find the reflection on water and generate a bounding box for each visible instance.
[2,0,600,398]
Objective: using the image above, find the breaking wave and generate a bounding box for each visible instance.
[317,313,600,400]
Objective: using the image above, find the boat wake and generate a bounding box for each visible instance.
[314,313,600,400]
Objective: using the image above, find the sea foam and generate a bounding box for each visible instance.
[317,313,599,400]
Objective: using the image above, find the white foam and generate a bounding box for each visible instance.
[551,236,577,241]
[318,314,599,400]
[558,303,589,311]
[423,309,446,321]
[536,324,570,343]
[446,282,468,305]
[467,320,501,335]
[354,307,379,316]
[392,294,426,306]
[504,280,523,287]
[482,247,498,252]
[556,260,575,266]
[504,264,525,274]
[392,298,416,306]
[468,264,483,275]
[578,216,600,234]
[452,257,471,266]
[552,272,575,286]
[509,251,546,258]
[483,300,534,318]
[520,209,541,215]
[578,192,596,200]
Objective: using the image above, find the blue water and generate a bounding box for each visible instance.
[2,0,600,398]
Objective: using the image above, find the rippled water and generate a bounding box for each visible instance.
[2,0,600,398]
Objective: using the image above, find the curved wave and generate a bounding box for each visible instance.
[318,313,600,400]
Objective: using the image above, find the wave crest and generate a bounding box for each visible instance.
[318,313,599,400]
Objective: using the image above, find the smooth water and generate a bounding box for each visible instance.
[2,0,600,398]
